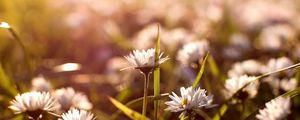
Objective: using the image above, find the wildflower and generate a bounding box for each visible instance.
[132,24,165,49]
[53,87,92,112]
[228,60,263,78]
[257,24,296,51]
[223,33,251,59]
[124,48,169,74]
[31,76,52,92]
[59,109,95,120]
[256,97,291,120]
[165,86,214,114]
[161,28,193,51]
[0,22,10,28]
[177,40,209,67]
[9,91,59,119]
[53,63,81,72]
[263,57,293,74]
[224,75,259,100]
[280,78,298,92]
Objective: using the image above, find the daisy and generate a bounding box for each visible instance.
[177,40,209,66]
[257,24,296,51]
[262,57,293,74]
[9,91,60,119]
[124,48,169,74]
[31,76,52,92]
[256,97,291,120]
[0,22,11,28]
[132,24,165,49]
[280,78,298,92]
[224,75,259,100]
[165,86,214,114]
[53,87,93,112]
[227,60,263,78]
[59,109,95,120]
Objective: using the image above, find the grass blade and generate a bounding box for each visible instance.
[0,63,18,97]
[154,24,161,119]
[208,55,219,77]
[108,96,150,120]
[212,104,228,120]
[192,52,209,88]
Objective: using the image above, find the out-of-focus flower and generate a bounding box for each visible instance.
[257,24,296,51]
[0,22,10,28]
[292,43,300,59]
[53,87,92,112]
[263,76,281,95]
[53,63,82,72]
[224,75,259,99]
[31,76,52,92]
[59,109,95,120]
[161,28,194,51]
[232,0,297,31]
[177,40,209,66]
[223,33,251,59]
[262,57,293,74]
[262,57,294,95]
[124,48,169,73]
[132,24,165,49]
[9,92,60,119]
[256,97,291,120]
[280,78,298,92]
[228,60,263,78]
[165,86,214,114]
[105,57,136,90]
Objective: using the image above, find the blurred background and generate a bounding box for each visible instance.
[1,0,300,119]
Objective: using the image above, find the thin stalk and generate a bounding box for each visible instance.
[142,73,150,116]
[7,27,32,78]
[241,101,246,119]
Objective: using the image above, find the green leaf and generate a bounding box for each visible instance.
[154,24,161,119]
[192,52,209,88]
[108,96,150,120]
[212,104,228,120]
[208,55,219,77]
[244,87,300,120]
[0,63,18,97]
[116,87,132,102]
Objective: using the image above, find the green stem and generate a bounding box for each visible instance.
[142,73,150,116]
[8,28,32,78]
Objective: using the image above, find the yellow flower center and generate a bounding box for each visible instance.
[181,98,188,108]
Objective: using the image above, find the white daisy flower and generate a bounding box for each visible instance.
[280,78,298,92]
[224,75,259,99]
[59,109,95,120]
[256,97,291,120]
[124,48,169,73]
[31,76,52,92]
[263,57,293,74]
[258,24,296,51]
[177,40,209,66]
[53,87,93,112]
[228,60,263,78]
[132,24,165,49]
[0,22,11,28]
[165,86,213,113]
[9,91,60,119]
